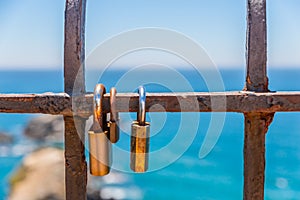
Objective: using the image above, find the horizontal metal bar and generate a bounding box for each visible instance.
[0,93,71,115]
[0,91,300,117]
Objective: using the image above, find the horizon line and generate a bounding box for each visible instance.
[0,65,299,71]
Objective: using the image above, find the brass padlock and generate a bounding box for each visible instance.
[88,84,111,176]
[130,86,150,173]
[108,87,120,143]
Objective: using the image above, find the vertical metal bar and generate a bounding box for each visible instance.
[245,0,268,92]
[64,0,87,200]
[243,112,274,200]
[244,0,274,199]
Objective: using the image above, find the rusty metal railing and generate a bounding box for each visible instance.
[0,0,299,199]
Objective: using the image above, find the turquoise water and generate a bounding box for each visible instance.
[0,69,299,199]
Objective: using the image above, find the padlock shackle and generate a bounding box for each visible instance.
[93,84,106,130]
[138,86,146,126]
[110,87,118,122]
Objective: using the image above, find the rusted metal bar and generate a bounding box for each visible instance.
[64,0,87,200]
[0,93,71,115]
[245,0,268,92]
[244,0,274,199]
[0,92,300,116]
[244,112,273,199]
[64,116,87,199]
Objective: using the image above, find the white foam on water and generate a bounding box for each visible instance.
[0,143,36,157]
[12,144,35,156]
[102,171,129,184]
[101,186,143,200]
[0,146,10,157]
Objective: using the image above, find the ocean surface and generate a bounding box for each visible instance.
[0,68,299,200]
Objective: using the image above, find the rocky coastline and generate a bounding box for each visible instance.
[7,115,116,200]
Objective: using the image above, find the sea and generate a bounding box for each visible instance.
[0,68,299,200]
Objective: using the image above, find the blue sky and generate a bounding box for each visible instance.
[0,0,299,70]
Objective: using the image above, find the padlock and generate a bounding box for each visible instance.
[130,86,150,172]
[108,87,120,143]
[88,84,111,176]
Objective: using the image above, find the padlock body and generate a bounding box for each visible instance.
[108,121,119,143]
[88,130,111,176]
[130,121,150,172]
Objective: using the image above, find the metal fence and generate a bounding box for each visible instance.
[0,0,299,199]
